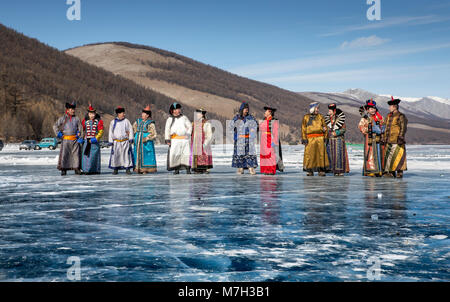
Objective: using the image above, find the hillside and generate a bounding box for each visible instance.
[66,42,319,144]
[0,24,220,143]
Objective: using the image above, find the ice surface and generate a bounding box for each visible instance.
[0,144,449,281]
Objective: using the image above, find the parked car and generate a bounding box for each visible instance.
[19,140,39,150]
[0,140,4,151]
[36,138,58,150]
[100,140,111,148]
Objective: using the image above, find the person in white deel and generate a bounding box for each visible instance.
[165,102,192,174]
[109,106,135,175]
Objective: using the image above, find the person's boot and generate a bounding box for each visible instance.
[306,172,314,176]
[174,169,180,175]
[249,167,256,175]
[237,168,244,175]
[383,172,394,178]
[61,170,67,176]
[318,171,326,177]
[113,169,118,175]
[75,169,81,175]
[186,168,192,174]
[396,171,403,178]
[126,168,132,175]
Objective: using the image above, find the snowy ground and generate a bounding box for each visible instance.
[0,144,449,281]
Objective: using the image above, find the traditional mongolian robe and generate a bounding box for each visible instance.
[81,118,104,174]
[53,114,82,171]
[133,118,157,173]
[230,113,258,169]
[301,113,329,172]
[108,118,134,170]
[382,111,408,173]
[165,114,192,171]
[358,113,385,176]
[190,119,213,173]
[324,109,350,174]
[259,117,284,174]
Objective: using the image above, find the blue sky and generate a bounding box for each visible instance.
[1,0,450,98]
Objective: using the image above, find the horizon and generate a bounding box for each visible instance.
[1,0,449,98]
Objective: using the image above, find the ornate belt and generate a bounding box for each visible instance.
[171,135,187,139]
[239,134,250,138]
[114,138,128,142]
[63,135,77,140]
[307,133,324,138]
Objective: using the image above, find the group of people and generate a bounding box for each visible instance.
[52,97,407,178]
[300,97,408,178]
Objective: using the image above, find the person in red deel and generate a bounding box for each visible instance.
[81,104,104,174]
[259,106,284,175]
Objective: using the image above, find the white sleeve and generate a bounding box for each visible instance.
[109,120,115,143]
[165,117,172,141]
[127,119,134,140]
[184,116,192,136]
[204,122,213,146]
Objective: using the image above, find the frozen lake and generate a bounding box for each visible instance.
[0,144,449,281]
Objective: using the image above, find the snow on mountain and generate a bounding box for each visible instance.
[299,89,450,120]
[424,96,450,106]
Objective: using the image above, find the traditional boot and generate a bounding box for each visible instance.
[306,172,314,176]
[75,169,81,175]
[113,169,118,175]
[249,167,256,175]
[174,169,180,175]
[396,171,403,178]
[61,170,67,176]
[237,168,244,175]
[318,171,326,177]
[126,168,132,175]
[186,168,192,174]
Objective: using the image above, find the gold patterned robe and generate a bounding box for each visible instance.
[301,113,329,172]
[382,111,407,172]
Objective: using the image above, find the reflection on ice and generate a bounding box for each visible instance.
[0,145,449,281]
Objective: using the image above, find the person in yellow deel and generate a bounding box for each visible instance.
[301,102,329,176]
[382,97,408,178]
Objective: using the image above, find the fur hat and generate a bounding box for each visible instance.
[264,106,277,113]
[115,106,125,114]
[169,102,182,115]
[142,104,152,116]
[365,99,377,108]
[87,104,96,112]
[387,96,401,106]
[65,101,76,109]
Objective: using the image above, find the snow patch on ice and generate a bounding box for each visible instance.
[429,235,448,240]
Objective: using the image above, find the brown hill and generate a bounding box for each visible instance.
[0,24,220,143]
